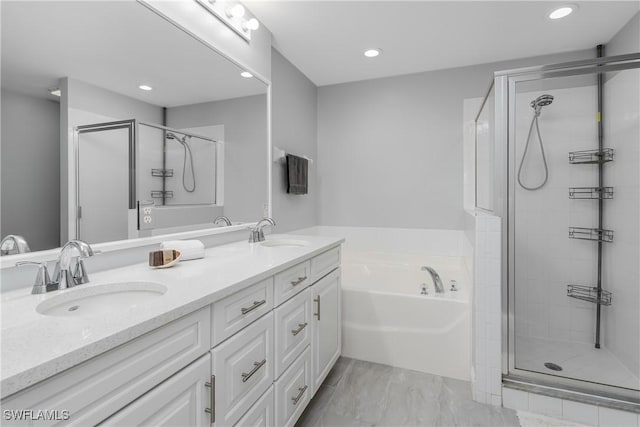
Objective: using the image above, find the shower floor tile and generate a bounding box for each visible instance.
[296,357,520,427]
[515,335,640,390]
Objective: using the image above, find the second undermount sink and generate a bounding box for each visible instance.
[260,239,309,248]
[36,282,167,317]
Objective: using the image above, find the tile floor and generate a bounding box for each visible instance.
[296,357,521,427]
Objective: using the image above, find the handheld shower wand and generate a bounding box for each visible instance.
[517,94,554,191]
[166,132,196,193]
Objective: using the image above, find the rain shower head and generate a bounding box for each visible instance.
[530,94,554,109]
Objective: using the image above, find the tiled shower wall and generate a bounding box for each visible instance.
[471,212,502,406]
[602,68,640,378]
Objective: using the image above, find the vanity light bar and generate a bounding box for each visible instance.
[194,0,259,41]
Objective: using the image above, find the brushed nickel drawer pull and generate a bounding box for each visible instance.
[204,375,215,423]
[241,299,266,315]
[314,296,320,320]
[292,385,308,405]
[241,359,266,382]
[290,276,307,286]
[291,322,308,336]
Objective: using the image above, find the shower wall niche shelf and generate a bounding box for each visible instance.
[567,285,612,306]
[568,227,614,243]
[568,187,614,199]
[151,169,174,178]
[568,148,614,164]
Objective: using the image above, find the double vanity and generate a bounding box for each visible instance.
[1,235,343,426]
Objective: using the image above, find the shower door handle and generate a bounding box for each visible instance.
[314,295,320,320]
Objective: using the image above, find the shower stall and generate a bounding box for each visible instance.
[487,51,640,408]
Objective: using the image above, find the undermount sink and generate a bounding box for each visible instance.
[260,239,309,248]
[36,282,167,317]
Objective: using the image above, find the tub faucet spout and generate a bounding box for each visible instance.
[421,266,444,293]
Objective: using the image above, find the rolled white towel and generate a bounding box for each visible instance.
[160,240,205,261]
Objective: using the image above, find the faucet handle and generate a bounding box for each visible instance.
[16,261,53,294]
[73,259,90,284]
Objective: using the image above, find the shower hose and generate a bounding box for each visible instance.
[517,109,549,191]
[181,138,196,193]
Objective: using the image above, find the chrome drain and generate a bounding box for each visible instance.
[544,362,563,371]
[68,305,79,312]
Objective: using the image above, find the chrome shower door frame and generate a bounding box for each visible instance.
[496,53,640,407]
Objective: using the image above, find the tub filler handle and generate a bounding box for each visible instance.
[314,296,321,320]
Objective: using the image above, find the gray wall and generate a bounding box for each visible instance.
[167,94,268,223]
[271,49,318,232]
[607,11,640,56]
[1,89,61,251]
[317,49,594,230]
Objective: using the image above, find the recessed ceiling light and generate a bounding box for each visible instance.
[549,5,576,19]
[364,48,381,58]
[139,85,153,91]
[240,71,253,78]
[48,88,61,97]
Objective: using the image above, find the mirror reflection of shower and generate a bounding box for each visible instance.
[166,132,196,193]
[517,94,554,190]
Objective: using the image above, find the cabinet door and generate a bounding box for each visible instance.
[212,312,274,427]
[102,354,211,426]
[311,268,341,392]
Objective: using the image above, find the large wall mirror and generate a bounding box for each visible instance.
[1,0,269,253]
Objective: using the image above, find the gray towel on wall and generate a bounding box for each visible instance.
[286,154,308,195]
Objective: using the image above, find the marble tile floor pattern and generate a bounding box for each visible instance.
[296,357,521,427]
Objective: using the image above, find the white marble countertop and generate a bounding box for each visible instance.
[0,234,344,398]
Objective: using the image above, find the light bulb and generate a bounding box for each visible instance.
[139,85,153,91]
[227,4,245,18]
[240,71,253,78]
[243,18,259,31]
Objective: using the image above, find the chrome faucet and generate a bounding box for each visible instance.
[214,216,232,226]
[16,261,55,294]
[1,235,31,256]
[421,266,444,294]
[53,240,98,290]
[248,218,275,243]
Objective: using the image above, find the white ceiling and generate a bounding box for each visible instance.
[1,1,267,107]
[245,1,639,86]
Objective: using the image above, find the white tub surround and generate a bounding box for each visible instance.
[0,234,343,398]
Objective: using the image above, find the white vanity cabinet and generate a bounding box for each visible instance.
[211,312,274,426]
[1,243,342,427]
[311,268,342,392]
[101,355,212,426]
[1,307,211,427]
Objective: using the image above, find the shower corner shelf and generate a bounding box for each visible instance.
[568,148,614,164]
[567,284,612,306]
[151,168,174,178]
[151,190,173,199]
[568,187,614,200]
[568,227,614,243]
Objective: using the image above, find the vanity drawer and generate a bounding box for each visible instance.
[234,385,274,427]
[100,354,211,426]
[1,307,210,427]
[274,288,311,379]
[212,312,273,427]
[274,260,311,307]
[212,278,273,347]
[310,246,341,283]
[274,347,311,427]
